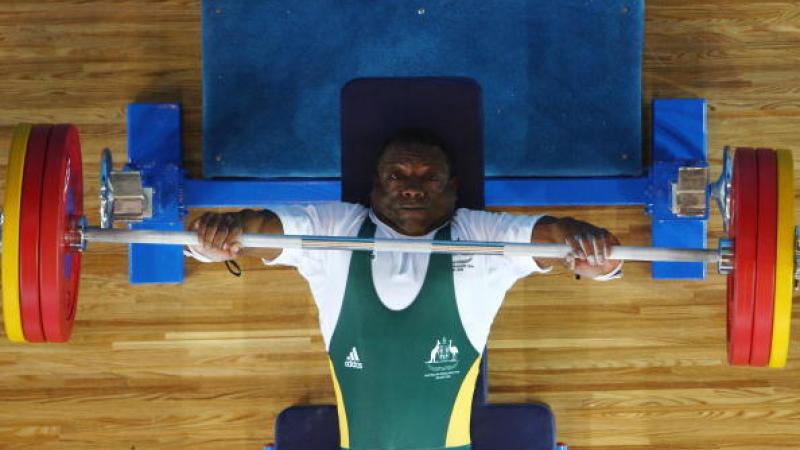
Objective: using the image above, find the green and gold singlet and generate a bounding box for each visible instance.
[327,218,482,450]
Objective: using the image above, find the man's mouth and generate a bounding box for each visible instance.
[397,206,430,216]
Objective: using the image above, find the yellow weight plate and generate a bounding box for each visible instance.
[2,124,32,343]
[770,149,795,368]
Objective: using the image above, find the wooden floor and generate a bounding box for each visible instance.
[0,1,799,449]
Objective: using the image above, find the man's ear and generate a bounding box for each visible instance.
[448,176,460,197]
[369,173,382,203]
[449,176,459,190]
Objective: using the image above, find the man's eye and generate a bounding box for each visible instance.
[388,173,399,180]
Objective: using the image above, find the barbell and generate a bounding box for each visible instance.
[1,124,796,369]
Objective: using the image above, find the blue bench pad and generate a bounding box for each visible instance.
[202,0,643,179]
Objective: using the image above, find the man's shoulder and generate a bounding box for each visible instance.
[452,207,501,225]
[315,201,368,214]
[452,208,540,243]
[266,202,368,236]
[269,201,367,216]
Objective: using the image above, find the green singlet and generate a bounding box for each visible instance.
[327,218,482,450]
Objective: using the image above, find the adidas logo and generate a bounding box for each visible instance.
[344,347,363,369]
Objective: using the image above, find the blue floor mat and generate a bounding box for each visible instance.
[202,0,643,179]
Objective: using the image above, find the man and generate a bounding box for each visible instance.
[189,129,622,450]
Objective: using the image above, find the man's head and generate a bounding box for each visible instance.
[370,128,459,236]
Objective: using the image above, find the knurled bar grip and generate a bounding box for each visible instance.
[81,228,720,263]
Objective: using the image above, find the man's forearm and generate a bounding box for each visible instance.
[531,216,562,268]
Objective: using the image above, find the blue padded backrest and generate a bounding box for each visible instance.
[202,0,643,179]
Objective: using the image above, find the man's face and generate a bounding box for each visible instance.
[370,143,458,236]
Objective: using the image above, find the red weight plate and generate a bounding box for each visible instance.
[39,125,83,342]
[726,159,739,363]
[750,148,778,366]
[19,125,53,343]
[727,148,758,365]
[726,275,734,357]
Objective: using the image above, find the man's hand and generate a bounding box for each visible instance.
[187,209,283,262]
[532,216,622,279]
[191,211,246,261]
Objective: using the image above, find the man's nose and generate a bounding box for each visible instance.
[401,180,425,199]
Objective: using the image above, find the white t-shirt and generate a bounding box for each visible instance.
[261,202,549,353]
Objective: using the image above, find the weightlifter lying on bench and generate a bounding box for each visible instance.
[187,128,623,450]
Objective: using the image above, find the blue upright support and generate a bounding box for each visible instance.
[485,176,649,207]
[182,177,653,208]
[127,104,187,284]
[128,99,709,283]
[650,99,709,280]
[184,179,340,207]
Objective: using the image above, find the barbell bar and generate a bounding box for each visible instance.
[79,227,722,263]
[1,123,795,370]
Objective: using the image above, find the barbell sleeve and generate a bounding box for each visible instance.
[81,227,720,263]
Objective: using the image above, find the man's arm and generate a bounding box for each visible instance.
[189,209,284,261]
[531,215,622,279]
